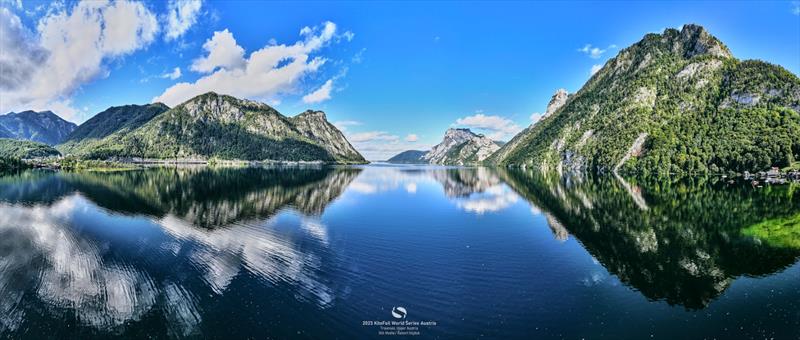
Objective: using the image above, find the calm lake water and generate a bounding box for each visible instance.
[0,165,798,339]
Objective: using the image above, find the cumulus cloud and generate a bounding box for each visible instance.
[164,0,202,41]
[302,79,333,104]
[161,67,182,80]
[792,1,800,15]
[0,1,158,121]
[189,29,245,73]
[405,134,418,142]
[454,113,522,141]
[578,44,615,59]
[154,21,347,107]
[590,64,603,75]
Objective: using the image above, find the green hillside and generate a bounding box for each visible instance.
[58,92,367,164]
[489,24,800,175]
[0,138,61,159]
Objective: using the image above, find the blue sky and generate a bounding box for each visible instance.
[1,1,799,160]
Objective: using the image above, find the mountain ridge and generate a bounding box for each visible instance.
[0,110,77,145]
[488,24,800,174]
[57,92,367,164]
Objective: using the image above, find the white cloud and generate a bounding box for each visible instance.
[793,1,800,15]
[529,112,544,124]
[332,120,361,133]
[352,47,366,63]
[164,0,202,41]
[578,44,615,59]
[342,30,354,41]
[0,1,158,121]
[349,131,399,143]
[189,29,245,73]
[154,21,347,107]
[590,64,603,75]
[161,67,182,80]
[454,113,522,141]
[405,134,418,142]
[302,79,333,104]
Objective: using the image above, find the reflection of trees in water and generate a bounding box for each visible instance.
[0,166,359,335]
[499,168,800,309]
[0,166,361,228]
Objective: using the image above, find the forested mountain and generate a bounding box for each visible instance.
[58,92,366,163]
[0,110,77,145]
[58,103,170,155]
[488,24,800,174]
[387,150,428,163]
[0,139,60,159]
[424,128,501,165]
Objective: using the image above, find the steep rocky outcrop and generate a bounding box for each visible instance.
[0,110,77,145]
[290,110,365,163]
[424,128,500,165]
[489,24,800,174]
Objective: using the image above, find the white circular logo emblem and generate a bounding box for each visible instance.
[391,306,407,319]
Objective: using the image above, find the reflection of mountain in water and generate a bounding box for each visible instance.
[500,169,800,309]
[429,168,519,214]
[0,166,361,228]
[0,166,359,335]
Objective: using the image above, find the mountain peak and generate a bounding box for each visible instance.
[677,24,731,59]
[297,110,327,120]
[445,127,477,138]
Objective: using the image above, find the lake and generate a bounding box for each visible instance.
[0,165,798,339]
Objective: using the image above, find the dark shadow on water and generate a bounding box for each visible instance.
[498,168,800,309]
[0,166,362,228]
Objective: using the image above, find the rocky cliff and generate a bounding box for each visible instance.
[424,128,500,165]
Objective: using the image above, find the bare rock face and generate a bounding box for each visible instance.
[423,128,500,165]
[291,110,365,163]
[544,89,569,117]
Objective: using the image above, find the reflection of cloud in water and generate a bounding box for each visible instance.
[158,214,334,305]
[345,167,522,214]
[454,185,519,214]
[0,197,160,332]
[0,195,335,334]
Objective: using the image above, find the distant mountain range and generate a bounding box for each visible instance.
[387,128,503,165]
[488,24,800,174]
[0,110,77,145]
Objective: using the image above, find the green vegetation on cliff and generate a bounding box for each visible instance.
[57,93,367,164]
[490,24,800,175]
